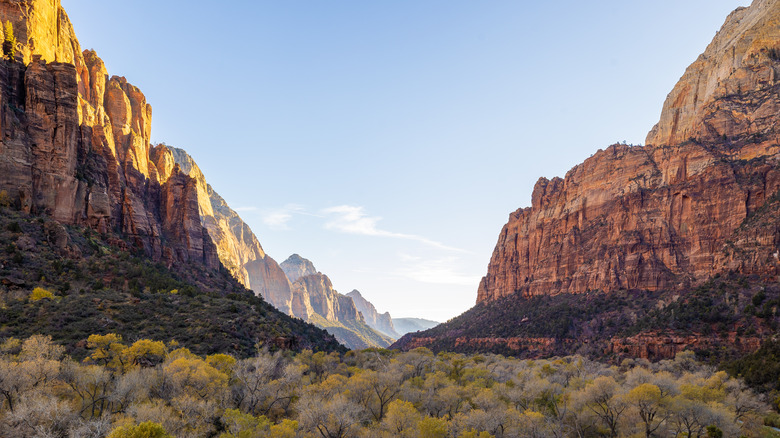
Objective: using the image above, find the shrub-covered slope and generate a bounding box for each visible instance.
[0,207,345,358]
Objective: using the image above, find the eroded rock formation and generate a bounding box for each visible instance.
[346,289,399,339]
[281,254,393,349]
[0,0,217,269]
[155,146,294,313]
[478,0,780,304]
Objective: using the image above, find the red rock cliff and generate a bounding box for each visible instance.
[0,0,218,269]
[478,0,780,304]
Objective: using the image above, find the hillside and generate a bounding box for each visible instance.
[0,0,347,355]
[0,207,344,357]
[395,0,780,359]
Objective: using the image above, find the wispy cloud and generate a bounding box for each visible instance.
[261,204,311,230]
[321,205,465,252]
[397,255,481,286]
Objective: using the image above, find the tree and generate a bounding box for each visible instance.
[577,376,626,437]
[627,383,668,438]
[163,356,229,399]
[87,333,128,372]
[124,339,167,368]
[107,421,172,438]
[3,21,15,61]
[379,400,421,437]
[418,416,448,438]
[297,393,366,438]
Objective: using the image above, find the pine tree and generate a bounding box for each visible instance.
[3,21,16,61]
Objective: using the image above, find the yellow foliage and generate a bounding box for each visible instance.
[107,421,172,438]
[124,339,166,367]
[0,189,10,207]
[382,399,422,435]
[206,353,236,376]
[168,347,197,360]
[628,383,662,403]
[418,416,448,438]
[29,287,55,302]
[219,408,298,438]
[165,356,228,398]
[87,333,127,370]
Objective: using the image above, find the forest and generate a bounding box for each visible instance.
[0,334,776,438]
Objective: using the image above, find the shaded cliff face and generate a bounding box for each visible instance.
[478,0,780,304]
[0,0,218,270]
[154,146,294,313]
[281,254,318,283]
[293,274,361,323]
[280,255,393,349]
[346,289,399,339]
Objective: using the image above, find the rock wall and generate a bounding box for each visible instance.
[478,0,780,304]
[157,146,294,312]
[346,289,399,339]
[0,0,218,270]
[281,254,318,283]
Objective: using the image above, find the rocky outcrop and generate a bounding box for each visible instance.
[281,254,318,283]
[646,0,780,148]
[280,255,393,349]
[154,146,294,313]
[478,0,780,304]
[346,289,399,339]
[293,274,361,323]
[606,332,763,361]
[0,0,219,270]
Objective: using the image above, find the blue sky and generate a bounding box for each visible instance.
[62,0,751,322]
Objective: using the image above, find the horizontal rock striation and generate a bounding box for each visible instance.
[478,0,780,304]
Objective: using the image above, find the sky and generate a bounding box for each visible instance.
[61,0,751,323]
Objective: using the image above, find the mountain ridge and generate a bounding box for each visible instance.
[395,0,780,359]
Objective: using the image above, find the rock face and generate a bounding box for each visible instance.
[281,254,318,283]
[0,0,220,271]
[280,255,394,349]
[478,0,780,304]
[346,289,399,339]
[155,146,294,313]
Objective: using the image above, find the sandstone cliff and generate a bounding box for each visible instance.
[0,0,218,270]
[154,146,294,313]
[477,0,780,304]
[281,255,394,349]
[346,289,399,339]
[395,0,780,360]
[281,253,318,283]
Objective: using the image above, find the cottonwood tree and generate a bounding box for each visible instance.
[297,393,366,438]
[627,383,669,438]
[576,375,627,437]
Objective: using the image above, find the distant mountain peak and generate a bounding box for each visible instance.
[281,254,318,283]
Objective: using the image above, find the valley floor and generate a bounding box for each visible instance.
[0,334,776,438]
